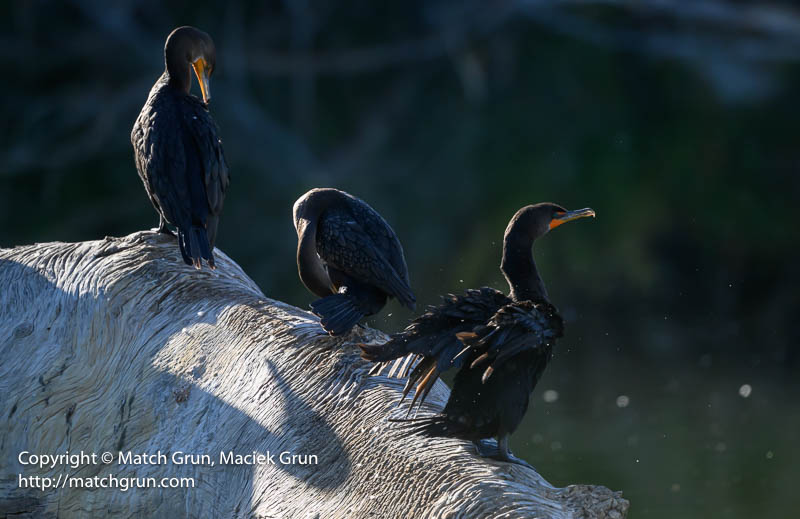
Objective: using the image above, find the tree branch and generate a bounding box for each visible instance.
[0,232,628,518]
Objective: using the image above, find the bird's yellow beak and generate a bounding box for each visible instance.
[191,58,211,104]
[549,207,596,230]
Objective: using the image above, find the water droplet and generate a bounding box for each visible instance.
[739,384,752,398]
[542,389,559,403]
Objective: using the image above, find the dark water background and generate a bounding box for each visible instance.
[2,2,798,517]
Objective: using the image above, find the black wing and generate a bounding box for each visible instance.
[456,300,563,384]
[182,96,230,249]
[345,196,411,289]
[132,83,192,232]
[415,301,562,440]
[317,208,415,309]
[359,287,509,412]
[132,82,229,266]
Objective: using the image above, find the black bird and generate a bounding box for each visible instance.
[360,203,595,464]
[132,26,230,269]
[293,188,416,335]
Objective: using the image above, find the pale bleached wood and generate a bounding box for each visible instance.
[0,232,629,519]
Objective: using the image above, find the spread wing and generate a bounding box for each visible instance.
[359,287,509,413]
[456,300,563,384]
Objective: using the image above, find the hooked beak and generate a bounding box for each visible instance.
[549,207,596,230]
[191,58,211,104]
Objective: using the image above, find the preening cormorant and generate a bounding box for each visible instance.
[132,26,230,269]
[293,188,416,335]
[360,203,595,464]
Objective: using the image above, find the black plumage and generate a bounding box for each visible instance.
[360,203,595,463]
[293,188,416,335]
[132,26,230,269]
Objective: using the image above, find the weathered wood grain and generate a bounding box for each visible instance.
[0,232,628,518]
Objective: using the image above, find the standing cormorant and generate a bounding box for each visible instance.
[132,26,230,269]
[360,203,595,464]
[293,188,416,335]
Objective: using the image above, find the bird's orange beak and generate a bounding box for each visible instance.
[549,207,596,230]
[191,58,211,104]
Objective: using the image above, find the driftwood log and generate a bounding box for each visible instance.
[0,232,628,518]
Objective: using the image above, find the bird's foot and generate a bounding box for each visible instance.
[472,440,534,469]
[154,226,175,237]
[153,216,175,237]
[473,439,499,458]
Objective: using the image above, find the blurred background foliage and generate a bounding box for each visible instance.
[1,1,798,517]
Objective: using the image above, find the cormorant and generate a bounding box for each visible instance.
[293,188,416,335]
[132,26,230,269]
[359,203,595,464]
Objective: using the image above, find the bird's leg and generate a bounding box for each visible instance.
[496,435,534,469]
[497,435,511,461]
[472,439,499,458]
[154,215,175,236]
[472,437,534,469]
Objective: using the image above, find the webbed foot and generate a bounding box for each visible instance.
[153,216,175,236]
[473,438,534,469]
[473,438,499,458]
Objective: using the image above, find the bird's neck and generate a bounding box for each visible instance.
[294,190,344,298]
[296,219,333,298]
[500,231,549,303]
[164,51,191,95]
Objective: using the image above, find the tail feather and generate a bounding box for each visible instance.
[311,294,364,335]
[359,337,411,362]
[178,225,215,269]
[359,331,457,365]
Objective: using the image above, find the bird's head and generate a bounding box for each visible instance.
[501,202,595,302]
[165,26,216,104]
[506,203,596,242]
